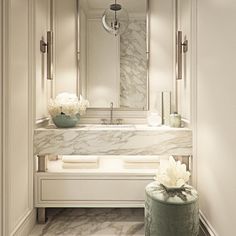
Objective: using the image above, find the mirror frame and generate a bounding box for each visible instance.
[76,0,150,112]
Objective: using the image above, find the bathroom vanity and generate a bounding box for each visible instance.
[34,124,192,223]
[33,0,193,224]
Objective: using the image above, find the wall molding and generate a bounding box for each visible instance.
[11,209,36,236]
[0,0,3,234]
[1,0,36,234]
[190,1,217,236]
[2,0,10,234]
[28,0,35,215]
[190,0,198,190]
[200,211,218,236]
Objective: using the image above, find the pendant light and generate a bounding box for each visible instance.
[102,0,129,36]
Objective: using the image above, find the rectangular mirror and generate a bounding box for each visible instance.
[78,0,149,110]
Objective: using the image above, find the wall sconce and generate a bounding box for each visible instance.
[176,31,188,80]
[40,31,53,80]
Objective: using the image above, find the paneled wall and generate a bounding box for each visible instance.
[194,0,236,235]
[2,0,35,235]
[176,0,191,122]
[149,0,175,111]
[0,0,3,234]
[35,0,52,121]
[86,19,120,107]
[54,0,78,95]
[79,8,87,97]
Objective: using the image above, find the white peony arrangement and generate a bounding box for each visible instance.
[156,156,191,188]
[48,93,89,117]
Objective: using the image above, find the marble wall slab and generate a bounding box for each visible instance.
[120,20,147,109]
[34,126,192,156]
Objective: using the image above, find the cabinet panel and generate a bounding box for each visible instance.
[41,178,151,201]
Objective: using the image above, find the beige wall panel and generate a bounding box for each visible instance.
[35,0,52,121]
[54,0,77,95]
[149,0,175,111]
[196,0,236,235]
[3,0,35,234]
[177,0,191,121]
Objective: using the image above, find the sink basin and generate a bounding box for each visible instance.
[88,124,136,130]
[76,124,136,130]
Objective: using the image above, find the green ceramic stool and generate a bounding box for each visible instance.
[145,181,199,236]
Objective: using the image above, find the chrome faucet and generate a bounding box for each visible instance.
[100,102,124,125]
[110,102,113,124]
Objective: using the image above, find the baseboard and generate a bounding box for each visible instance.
[11,209,36,236]
[199,211,218,236]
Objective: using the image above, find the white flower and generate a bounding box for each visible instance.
[48,93,89,117]
[156,156,191,188]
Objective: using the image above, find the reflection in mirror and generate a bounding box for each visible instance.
[79,0,149,110]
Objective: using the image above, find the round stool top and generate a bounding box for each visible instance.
[145,181,198,205]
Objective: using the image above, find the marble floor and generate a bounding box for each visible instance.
[30,208,205,236]
[29,208,145,236]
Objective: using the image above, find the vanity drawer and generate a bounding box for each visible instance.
[40,178,151,201]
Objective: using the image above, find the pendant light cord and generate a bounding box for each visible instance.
[115,0,117,21]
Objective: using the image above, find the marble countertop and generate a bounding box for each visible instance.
[34,124,192,156]
[35,124,191,131]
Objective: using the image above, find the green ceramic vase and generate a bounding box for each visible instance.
[52,113,80,128]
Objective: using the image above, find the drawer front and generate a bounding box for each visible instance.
[40,178,152,201]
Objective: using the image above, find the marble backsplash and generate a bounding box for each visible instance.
[120,20,147,109]
[34,126,192,156]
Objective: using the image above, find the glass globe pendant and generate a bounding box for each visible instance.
[102,0,129,36]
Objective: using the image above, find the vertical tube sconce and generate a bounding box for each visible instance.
[40,31,53,80]
[176,31,188,80]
